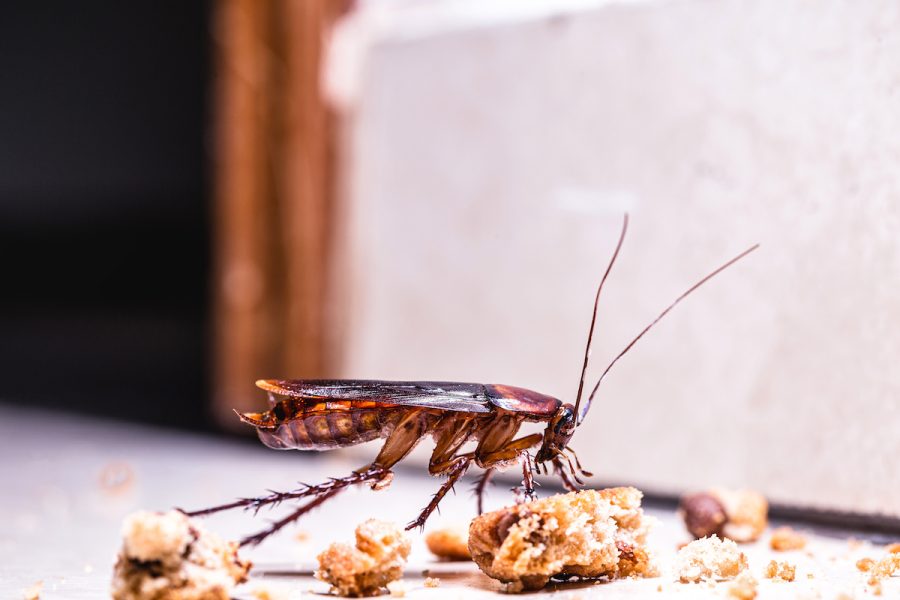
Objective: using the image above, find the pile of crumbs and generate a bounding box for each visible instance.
[315,519,411,597]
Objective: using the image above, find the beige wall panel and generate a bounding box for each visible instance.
[325,0,900,518]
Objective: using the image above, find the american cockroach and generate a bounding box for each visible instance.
[186,215,758,546]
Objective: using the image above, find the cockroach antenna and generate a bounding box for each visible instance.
[572,213,629,424]
[577,240,760,425]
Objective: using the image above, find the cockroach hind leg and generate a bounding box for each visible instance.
[181,466,389,520]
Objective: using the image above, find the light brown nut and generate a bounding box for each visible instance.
[468,487,657,591]
[680,489,768,543]
[316,519,411,597]
[675,535,748,583]
[424,526,471,561]
[110,510,251,600]
[769,526,807,551]
[679,492,727,539]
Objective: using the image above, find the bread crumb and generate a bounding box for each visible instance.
[425,525,471,561]
[886,543,900,554]
[294,530,311,543]
[675,535,748,583]
[856,558,875,572]
[23,581,43,600]
[769,526,807,551]
[834,592,854,600]
[316,519,411,597]
[656,583,663,592]
[763,560,796,581]
[386,581,407,597]
[423,577,440,588]
[865,552,899,586]
[98,461,135,496]
[726,571,758,599]
[110,510,251,600]
[468,487,657,591]
[250,586,289,600]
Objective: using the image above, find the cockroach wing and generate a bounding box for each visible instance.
[256,379,493,413]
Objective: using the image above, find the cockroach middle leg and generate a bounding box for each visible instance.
[406,457,472,531]
[472,467,494,515]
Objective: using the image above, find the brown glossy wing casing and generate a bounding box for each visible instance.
[257,379,561,417]
[484,384,561,418]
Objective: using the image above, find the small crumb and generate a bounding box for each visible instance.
[250,587,289,600]
[870,580,883,595]
[676,535,748,583]
[847,538,863,550]
[425,525,471,561]
[316,519,411,597]
[98,461,135,496]
[856,558,875,572]
[726,571,758,599]
[834,592,854,600]
[294,530,311,543]
[386,580,407,598]
[763,560,796,581]
[886,543,900,554]
[864,552,900,585]
[656,583,663,592]
[769,526,807,551]
[806,572,814,579]
[23,581,43,600]
[423,577,440,588]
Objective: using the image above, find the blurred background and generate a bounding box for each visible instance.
[2,0,899,522]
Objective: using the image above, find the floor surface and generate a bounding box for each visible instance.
[1,406,896,599]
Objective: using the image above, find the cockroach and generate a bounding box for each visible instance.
[185,215,758,546]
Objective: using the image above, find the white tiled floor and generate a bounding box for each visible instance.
[1,406,895,599]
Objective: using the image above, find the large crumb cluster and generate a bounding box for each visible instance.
[675,535,748,583]
[110,510,251,600]
[769,526,807,551]
[859,551,900,588]
[424,526,471,561]
[467,487,657,591]
[315,519,411,597]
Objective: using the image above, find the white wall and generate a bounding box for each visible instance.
[325,0,900,518]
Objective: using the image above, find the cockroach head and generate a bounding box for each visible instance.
[535,403,576,463]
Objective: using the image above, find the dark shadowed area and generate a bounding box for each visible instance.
[0,3,212,428]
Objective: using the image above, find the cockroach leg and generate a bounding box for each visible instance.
[565,447,594,478]
[521,452,537,501]
[552,456,580,492]
[182,466,389,518]
[472,468,495,515]
[240,485,342,547]
[406,458,472,531]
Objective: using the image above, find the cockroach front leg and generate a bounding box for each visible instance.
[519,451,537,502]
